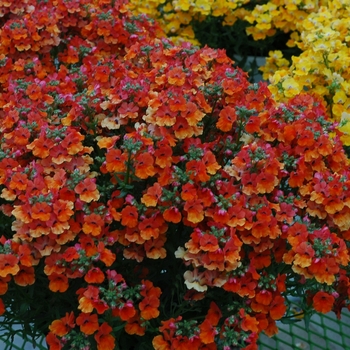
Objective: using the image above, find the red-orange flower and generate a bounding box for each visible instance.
[105,148,127,173]
[313,291,335,313]
[13,266,35,286]
[76,312,99,335]
[48,273,69,293]
[216,106,237,132]
[135,152,156,179]
[85,267,105,284]
[94,322,115,350]
[0,254,19,277]
[121,205,139,228]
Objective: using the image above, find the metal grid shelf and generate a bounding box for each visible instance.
[1,310,350,349]
[259,310,350,350]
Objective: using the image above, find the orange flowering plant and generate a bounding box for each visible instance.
[1,1,350,350]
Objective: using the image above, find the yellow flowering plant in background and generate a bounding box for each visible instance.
[263,1,350,145]
[128,0,350,146]
[125,0,327,84]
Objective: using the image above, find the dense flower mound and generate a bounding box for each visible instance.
[0,1,350,350]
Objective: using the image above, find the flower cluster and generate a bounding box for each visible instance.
[1,1,350,350]
[262,1,350,146]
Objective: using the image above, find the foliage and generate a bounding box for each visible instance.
[0,1,350,350]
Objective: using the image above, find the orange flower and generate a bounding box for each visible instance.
[0,276,10,295]
[13,266,35,286]
[46,332,63,350]
[76,312,99,335]
[163,206,182,223]
[239,309,259,333]
[95,65,111,83]
[135,152,156,179]
[82,213,105,236]
[49,312,75,337]
[121,205,139,228]
[255,172,278,194]
[152,334,171,350]
[255,290,273,306]
[31,202,52,222]
[94,322,115,350]
[313,291,335,313]
[97,136,119,149]
[98,242,116,266]
[182,101,205,126]
[206,302,222,326]
[106,148,127,173]
[269,295,286,320]
[186,159,210,183]
[139,293,160,320]
[9,172,28,191]
[0,254,19,277]
[167,66,186,86]
[85,267,105,284]
[125,313,146,336]
[199,319,217,344]
[141,182,162,207]
[114,301,136,321]
[26,84,42,100]
[48,273,69,293]
[144,235,167,259]
[154,140,173,168]
[216,106,237,132]
[74,178,100,203]
[173,116,193,139]
[27,137,54,158]
[184,199,204,224]
[60,129,84,155]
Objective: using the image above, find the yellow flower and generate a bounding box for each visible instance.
[173,0,191,11]
[339,111,350,146]
[282,77,301,98]
[194,0,214,15]
[333,90,347,104]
